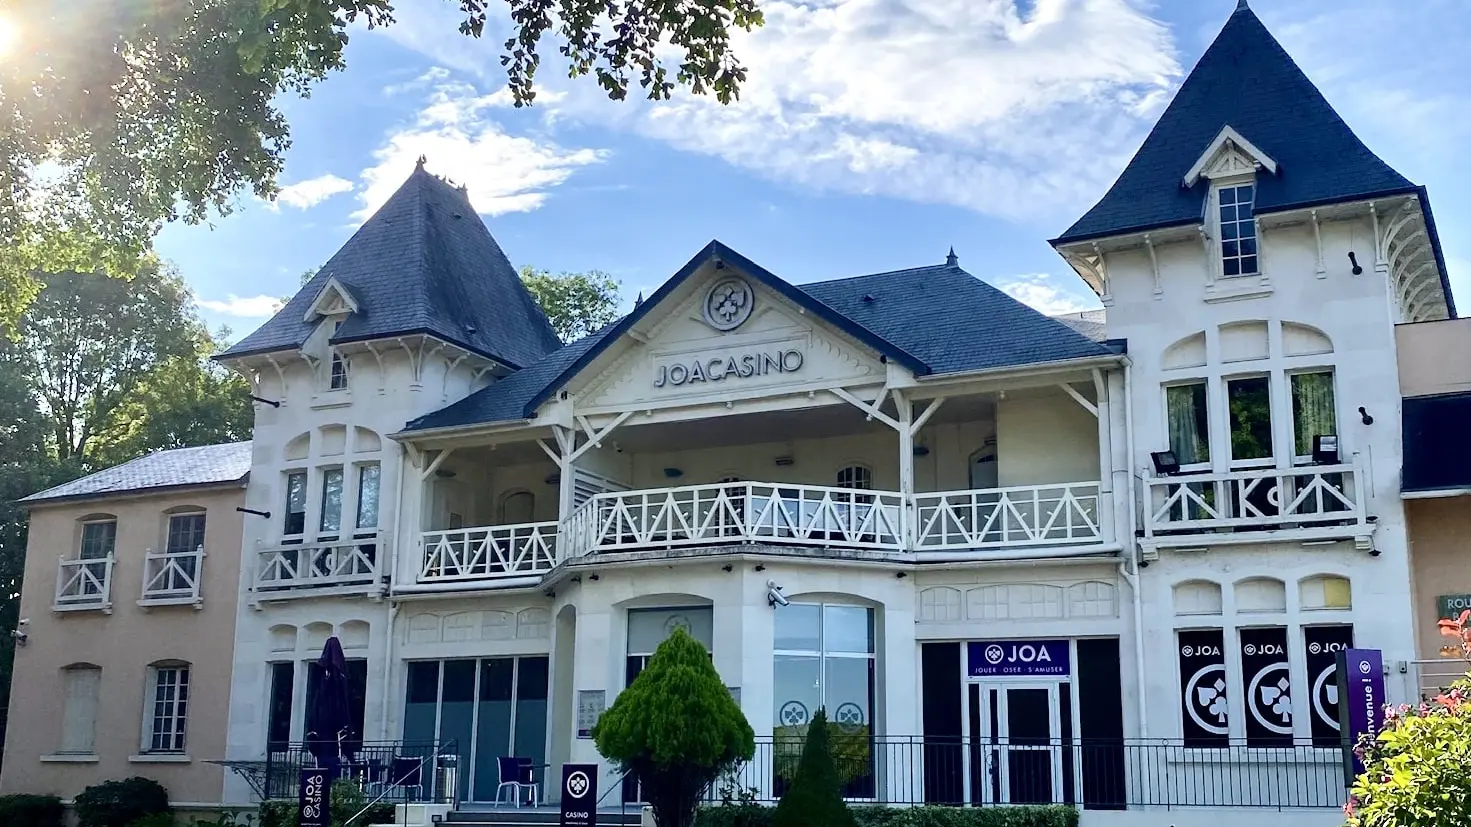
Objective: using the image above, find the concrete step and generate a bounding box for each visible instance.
[445,807,643,826]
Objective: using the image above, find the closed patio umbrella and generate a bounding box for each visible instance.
[306,636,354,776]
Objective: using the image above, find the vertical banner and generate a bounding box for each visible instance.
[298,768,330,827]
[1178,629,1228,747]
[1304,625,1354,746]
[560,763,599,827]
[1239,627,1292,747]
[1336,648,1385,785]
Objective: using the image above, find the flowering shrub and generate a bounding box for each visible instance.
[1344,610,1471,826]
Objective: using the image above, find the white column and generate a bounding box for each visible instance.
[895,391,915,547]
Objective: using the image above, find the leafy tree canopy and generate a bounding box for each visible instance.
[520,265,622,343]
[593,627,754,827]
[0,0,761,326]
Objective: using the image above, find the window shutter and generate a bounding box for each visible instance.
[61,667,101,753]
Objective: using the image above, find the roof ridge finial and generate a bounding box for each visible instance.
[1235,0,1249,10]
[634,291,645,307]
[945,246,958,267]
[415,154,427,170]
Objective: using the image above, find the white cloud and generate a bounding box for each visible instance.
[273,174,355,210]
[374,0,1182,222]
[354,83,607,221]
[198,295,285,318]
[994,274,1099,315]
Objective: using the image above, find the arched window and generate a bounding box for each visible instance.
[144,660,191,753]
[500,491,535,525]
[835,465,872,491]
[969,441,998,490]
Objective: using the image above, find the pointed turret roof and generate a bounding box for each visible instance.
[221,166,562,368]
[1054,3,1417,244]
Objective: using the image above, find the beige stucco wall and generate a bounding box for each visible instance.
[1407,497,1471,693]
[1,484,245,805]
[1398,318,1471,397]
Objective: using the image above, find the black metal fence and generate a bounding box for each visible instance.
[706,736,1345,810]
[263,740,461,805]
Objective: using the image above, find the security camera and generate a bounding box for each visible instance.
[766,581,789,607]
[17,618,28,626]
[10,630,27,647]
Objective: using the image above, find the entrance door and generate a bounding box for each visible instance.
[967,683,1063,805]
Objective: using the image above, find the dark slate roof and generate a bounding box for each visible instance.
[220,165,561,368]
[1050,310,1108,343]
[403,247,1116,433]
[1054,3,1418,245]
[22,442,253,504]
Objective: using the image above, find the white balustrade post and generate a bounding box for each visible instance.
[895,390,915,549]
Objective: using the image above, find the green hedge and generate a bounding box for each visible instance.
[0,794,65,827]
[698,804,1078,827]
[75,778,171,827]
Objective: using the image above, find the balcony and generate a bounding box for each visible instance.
[1142,464,1372,554]
[418,522,559,586]
[54,556,113,613]
[140,547,204,608]
[913,483,1102,552]
[253,535,385,601]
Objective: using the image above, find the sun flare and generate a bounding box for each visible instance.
[0,16,15,59]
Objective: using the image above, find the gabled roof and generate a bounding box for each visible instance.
[402,249,1117,434]
[22,442,253,505]
[220,164,562,368]
[1054,2,1418,245]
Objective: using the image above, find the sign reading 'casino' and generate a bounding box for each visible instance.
[653,348,805,388]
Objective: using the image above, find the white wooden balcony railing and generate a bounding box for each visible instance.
[1143,464,1367,540]
[913,483,1102,550]
[140,547,204,607]
[562,481,907,558]
[419,522,559,584]
[55,556,113,612]
[254,535,384,597]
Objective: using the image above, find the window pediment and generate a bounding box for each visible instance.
[1184,126,1278,188]
[302,276,360,323]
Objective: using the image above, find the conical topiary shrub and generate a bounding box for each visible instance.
[593,627,754,827]
[773,710,855,827]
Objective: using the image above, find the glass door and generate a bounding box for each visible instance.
[966,683,1063,805]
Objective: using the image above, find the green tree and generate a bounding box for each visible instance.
[520,266,622,343]
[0,1,762,325]
[593,628,754,827]
[772,710,855,827]
[15,265,204,462]
[1346,610,1471,825]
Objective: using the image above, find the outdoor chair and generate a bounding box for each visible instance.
[496,756,540,807]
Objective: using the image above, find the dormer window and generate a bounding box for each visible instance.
[1217,184,1258,277]
[328,320,349,390]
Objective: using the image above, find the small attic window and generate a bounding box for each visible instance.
[1217,183,1258,277]
[328,320,349,390]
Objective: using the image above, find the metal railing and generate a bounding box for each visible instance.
[54,555,113,611]
[262,740,460,806]
[704,736,1344,810]
[913,483,1102,550]
[419,522,558,584]
[1144,464,1366,537]
[563,481,906,558]
[141,546,204,605]
[255,535,384,596]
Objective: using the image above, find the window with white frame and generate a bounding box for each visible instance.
[355,462,381,531]
[59,664,102,754]
[319,467,345,537]
[1290,371,1337,462]
[1164,382,1211,469]
[835,465,872,490]
[1217,184,1258,277]
[283,471,308,539]
[328,320,349,390]
[144,662,190,753]
[165,513,206,555]
[1226,375,1273,467]
[79,519,116,560]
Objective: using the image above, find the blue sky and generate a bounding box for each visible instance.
[161,0,1471,339]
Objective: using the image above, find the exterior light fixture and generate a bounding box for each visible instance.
[1312,434,1340,465]
[663,467,684,479]
[913,445,931,457]
[1150,451,1180,476]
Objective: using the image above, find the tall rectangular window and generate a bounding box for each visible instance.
[1291,371,1337,459]
[267,662,294,752]
[319,468,344,535]
[356,463,381,530]
[79,521,116,560]
[1165,382,1210,466]
[1219,184,1258,277]
[329,321,349,390]
[1227,376,1273,464]
[60,665,102,754]
[284,472,308,537]
[146,664,190,752]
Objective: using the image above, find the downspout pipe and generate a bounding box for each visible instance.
[1120,358,1149,738]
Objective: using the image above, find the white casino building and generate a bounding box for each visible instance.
[216,5,1455,825]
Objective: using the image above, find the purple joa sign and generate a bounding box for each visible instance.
[1336,648,1385,783]
[968,640,1070,677]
